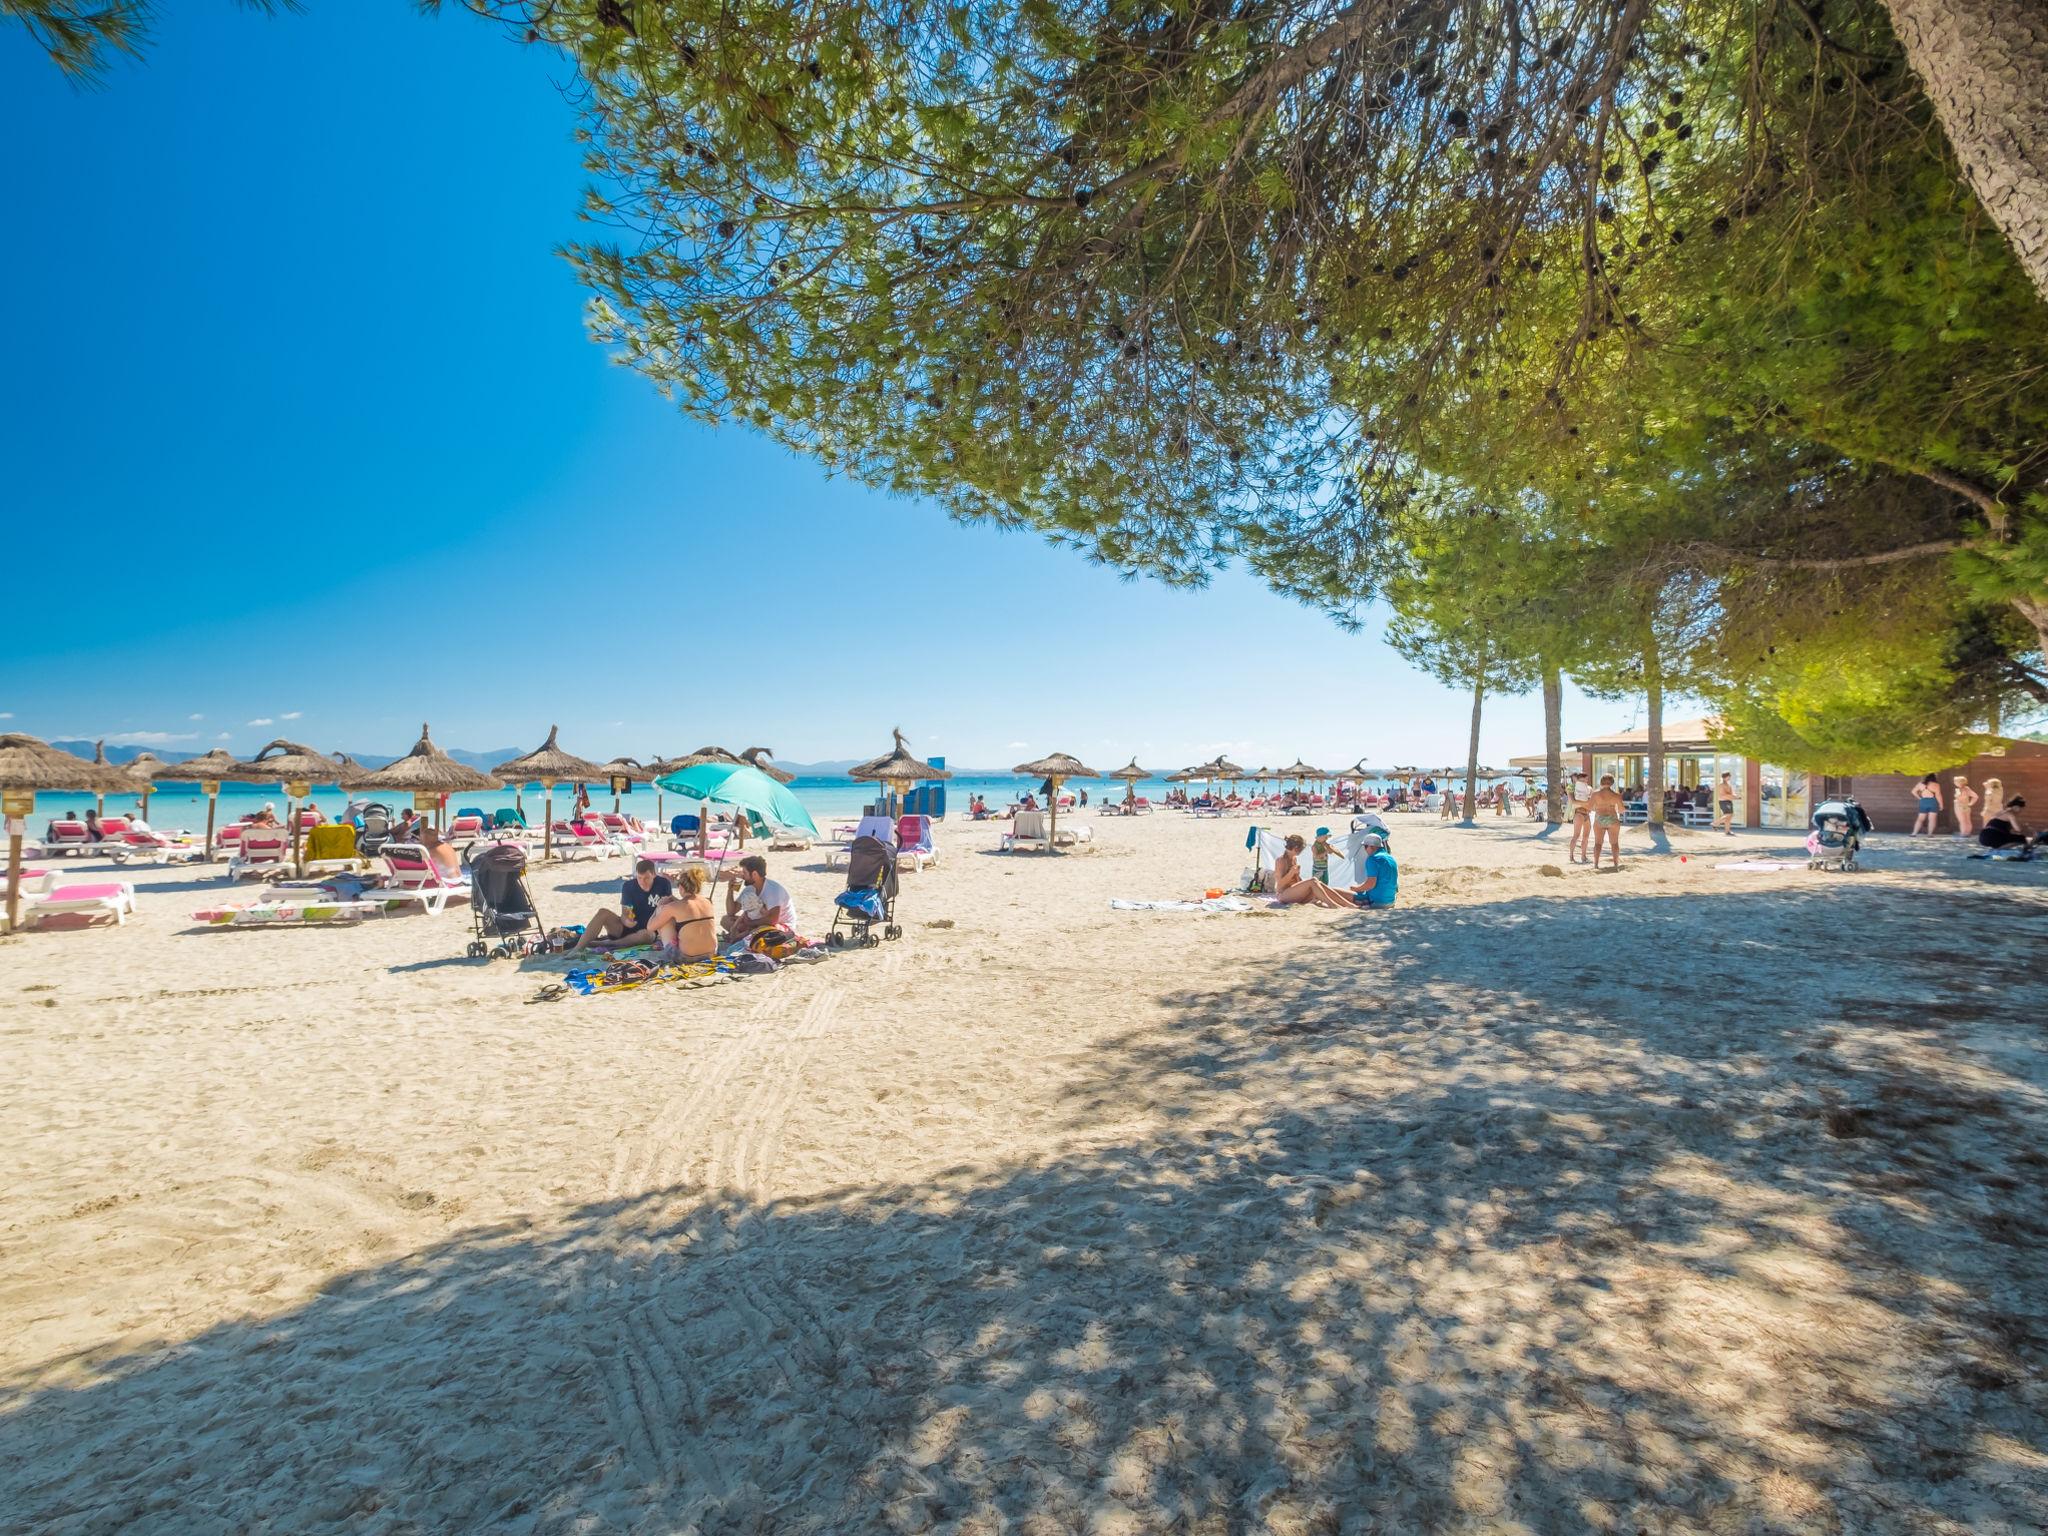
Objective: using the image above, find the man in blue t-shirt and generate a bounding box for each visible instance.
[1346,834,1399,907]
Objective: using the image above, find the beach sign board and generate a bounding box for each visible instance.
[2,790,33,817]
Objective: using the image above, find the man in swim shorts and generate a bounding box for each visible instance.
[1586,775,1626,872]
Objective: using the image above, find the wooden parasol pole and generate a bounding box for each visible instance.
[1049,775,1063,852]
[541,779,555,860]
[3,789,28,934]
[203,780,220,858]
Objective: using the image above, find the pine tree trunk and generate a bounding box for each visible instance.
[1886,0,2048,300]
[1542,658,1564,826]
[1461,671,1484,823]
[1643,618,1666,828]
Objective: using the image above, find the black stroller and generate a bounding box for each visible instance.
[1807,798,1872,873]
[828,835,901,948]
[357,803,395,857]
[465,841,543,958]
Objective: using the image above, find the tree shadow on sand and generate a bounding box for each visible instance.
[4,887,2045,1533]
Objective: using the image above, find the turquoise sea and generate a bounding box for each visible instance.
[29,771,1416,835]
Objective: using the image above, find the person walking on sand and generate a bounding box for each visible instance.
[1568,771,1593,863]
[1586,774,1625,872]
[1910,773,1943,835]
[1952,775,1979,839]
[1714,771,1738,837]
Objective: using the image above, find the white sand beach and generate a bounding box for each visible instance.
[3,813,2046,1533]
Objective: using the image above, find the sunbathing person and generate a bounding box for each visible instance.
[417,827,464,881]
[646,866,718,960]
[575,858,672,951]
[1271,834,1357,909]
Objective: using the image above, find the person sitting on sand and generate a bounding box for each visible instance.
[1586,774,1625,871]
[723,854,798,942]
[1978,796,2033,854]
[1343,832,1399,907]
[646,865,717,960]
[576,857,672,951]
[1271,834,1356,909]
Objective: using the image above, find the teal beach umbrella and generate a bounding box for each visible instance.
[653,762,820,838]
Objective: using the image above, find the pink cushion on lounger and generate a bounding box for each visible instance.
[50,883,126,901]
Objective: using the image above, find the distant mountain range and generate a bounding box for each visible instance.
[47,743,995,777]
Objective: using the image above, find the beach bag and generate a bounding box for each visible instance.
[748,927,802,961]
[732,951,779,974]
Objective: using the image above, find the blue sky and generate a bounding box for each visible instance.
[1,6,1626,770]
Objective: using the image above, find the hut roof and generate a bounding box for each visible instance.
[351,724,500,794]
[0,733,141,793]
[122,750,167,784]
[1206,757,1247,778]
[151,748,244,784]
[491,726,607,785]
[594,756,649,785]
[1013,752,1100,780]
[232,739,346,785]
[1278,759,1328,779]
[850,728,950,784]
[739,747,795,785]
[1108,758,1154,781]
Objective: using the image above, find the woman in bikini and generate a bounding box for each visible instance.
[1911,774,1943,836]
[1952,775,1979,839]
[647,866,719,960]
[1271,834,1356,909]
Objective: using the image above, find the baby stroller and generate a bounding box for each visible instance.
[357,803,394,856]
[828,834,900,948]
[1807,799,1872,872]
[464,841,543,958]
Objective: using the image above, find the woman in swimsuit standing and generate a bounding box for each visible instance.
[648,866,719,960]
[1911,774,1943,836]
[1951,775,1979,840]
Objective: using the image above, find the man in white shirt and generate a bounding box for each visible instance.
[724,855,799,942]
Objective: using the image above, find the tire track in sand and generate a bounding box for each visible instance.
[583,976,856,1502]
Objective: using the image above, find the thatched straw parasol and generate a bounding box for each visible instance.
[492,727,607,860]
[1013,753,1099,851]
[122,751,168,821]
[351,725,499,825]
[850,729,950,813]
[1277,758,1326,790]
[1108,757,1154,806]
[150,748,243,856]
[739,747,795,785]
[592,756,647,813]
[232,739,347,875]
[0,733,141,931]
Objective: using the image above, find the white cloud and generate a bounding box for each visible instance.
[187,713,205,721]
[1007,740,1029,749]
[246,717,273,727]
[105,730,199,746]
[280,710,303,721]
[0,712,12,719]
[217,732,233,740]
